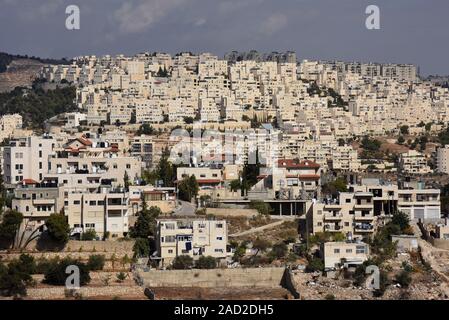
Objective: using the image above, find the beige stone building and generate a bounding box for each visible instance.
[322,241,369,269]
[156,218,228,266]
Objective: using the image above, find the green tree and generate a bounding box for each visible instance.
[0,210,23,243]
[45,213,70,244]
[271,242,288,259]
[400,125,409,135]
[252,238,271,256]
[0,258,34,297]
[124,171,130,191]
[195,256,217,269]
[87,255,105,271]
[178,175,199,202]
[306,256,324,272]
[43,258,90,286]
[249,200,272,216]
[130,206,161,239]
[397,136,405,145]
[229,179,241,192]
[391,211,411,233]
[157,147,175,187]
[132,238,150,258]
[172,255,194,269]
[137,123,154,135]
[183,116,194,124]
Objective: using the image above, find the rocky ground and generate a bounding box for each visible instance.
[0,59,43,92]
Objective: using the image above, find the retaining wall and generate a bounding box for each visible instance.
[138,267,285,288]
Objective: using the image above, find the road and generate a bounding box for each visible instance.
[173,200,196,216]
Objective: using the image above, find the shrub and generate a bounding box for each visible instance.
[395,270,412,288]
[271,242,288,259]
[249,200,272,216]
[87,255,105,271]
[172,255,194,270]
[43,258,90,286]
[116,272,127,283]
[81,229,97,241]
[324,294,335,300]
[196,256,216,269]
[306,257,324,273]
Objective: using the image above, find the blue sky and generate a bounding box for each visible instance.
[0,0,448,75]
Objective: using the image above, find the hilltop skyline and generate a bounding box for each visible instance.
[1,0,448,76]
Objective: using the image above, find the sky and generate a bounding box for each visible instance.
[0,0,448,75]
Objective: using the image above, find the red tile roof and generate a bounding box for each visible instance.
[277,159,320,169]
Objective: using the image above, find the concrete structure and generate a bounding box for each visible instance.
[436,145,449,174]
[322,241,369,269]
[155,218,228,266]
[399,150,431,174]
[3,135,55,185]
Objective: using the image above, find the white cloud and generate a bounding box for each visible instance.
[260,13,287,36]
[14,0,64,21]
[194,18,206,27]
[114,0,188,34]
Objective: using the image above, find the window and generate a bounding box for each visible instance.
[317,222,322,226]
[85,223,95,228]
[39,150,42,158]
[346,249,353,253]
[216,236,223,241]
[73,200,81,205]
[98,201,105,206]
[356,245,366,254]
[168,249,173,254]
[165,235,176,243]
[89,201,96,206]
[214,249,224,253]
[345,222,350,226]
[216,223,223,228]
[346,199,351,203]
[113,164,118,169]
[164,223,175,230]
[39,162,42,169]
[126,164,131,169]
[334,249,340,254]
[25,206,29,212]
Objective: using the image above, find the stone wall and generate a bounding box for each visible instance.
[137,267,285,288]
[429,237,449,250]
[206,208,258,218]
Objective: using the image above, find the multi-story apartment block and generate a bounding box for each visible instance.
[399,150,431,174]
[436,145,449,174]
[156,218,228,266]
[47,136,141,188]
[3,135,55,185]
[11,179,64,229]
[64,187,129,237]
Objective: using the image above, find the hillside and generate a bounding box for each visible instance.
[0,52,71,93]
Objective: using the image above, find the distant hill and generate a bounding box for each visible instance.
[0,52,71,73]
[0,85,77,129]
[0,52,72,93]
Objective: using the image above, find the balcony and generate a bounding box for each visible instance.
[324,212,343,220]
[354,223,374,232]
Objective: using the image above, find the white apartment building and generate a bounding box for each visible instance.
[156,218,228,266]
[399,150,431,174]
[3,135,55,185]
[65,188,129,237]
[436,145,449,174]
